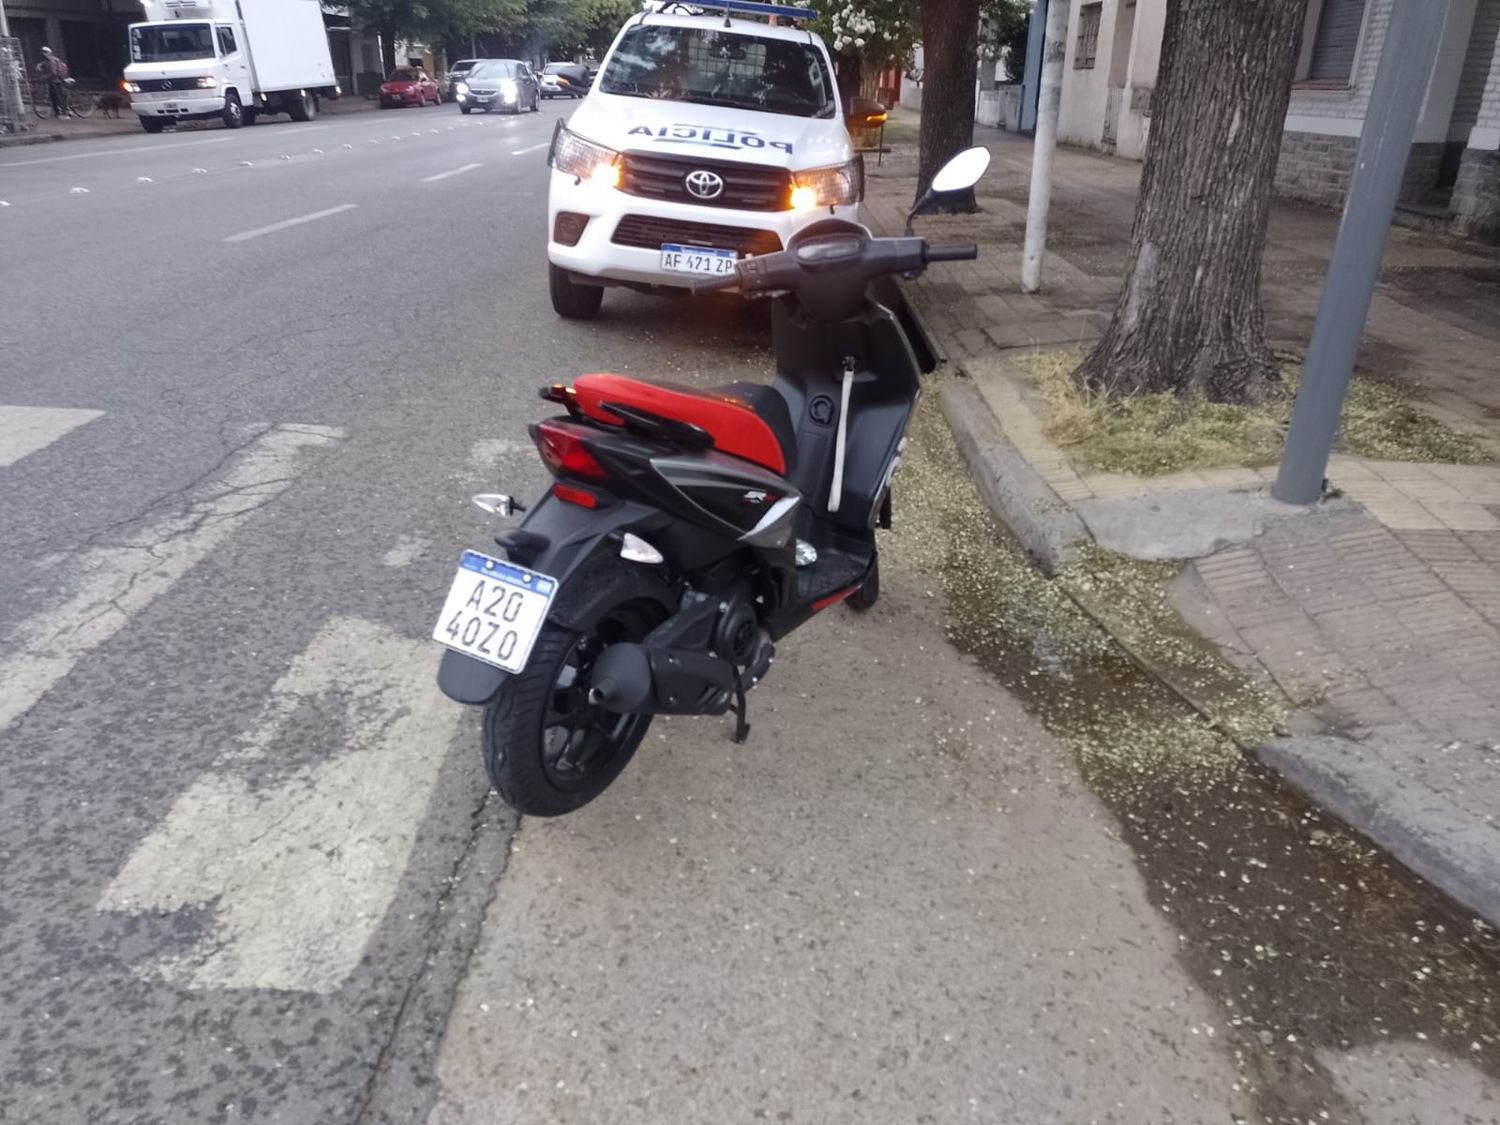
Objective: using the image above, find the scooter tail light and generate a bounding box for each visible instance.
[533,419,608,481]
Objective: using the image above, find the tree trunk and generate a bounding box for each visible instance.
[1075,0,1309,404]
[917,0,981,208]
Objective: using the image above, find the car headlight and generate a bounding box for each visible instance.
[550,125,620,188]
[789,158,865,210]
[455,81,469,94]
[196,76,219,89]
[500,79,517,96]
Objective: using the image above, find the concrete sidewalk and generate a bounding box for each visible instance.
[870,121,1500,925]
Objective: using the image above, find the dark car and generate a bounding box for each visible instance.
[443,58,482,102]
[456,59,540,114]
[380,67,441,108]
[540,62,589,99]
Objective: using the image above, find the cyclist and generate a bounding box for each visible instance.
[36,46,69,118]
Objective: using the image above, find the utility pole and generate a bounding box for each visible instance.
[1020,0,1069,293]
[1274,0,1447,505]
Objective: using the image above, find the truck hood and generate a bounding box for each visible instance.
[567,93,851,172]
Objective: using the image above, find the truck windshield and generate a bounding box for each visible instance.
[130,23,215,64]
[599,26,835,119]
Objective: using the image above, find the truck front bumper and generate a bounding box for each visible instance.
[132,92,223,119]
[546,168,860,290]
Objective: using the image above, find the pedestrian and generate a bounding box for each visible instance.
[36,46,70,118]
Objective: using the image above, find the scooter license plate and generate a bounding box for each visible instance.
[661,244,737,275]
[432,551,558,673]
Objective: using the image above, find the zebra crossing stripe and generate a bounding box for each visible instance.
[0,423,344,733]
[0,405,104,468]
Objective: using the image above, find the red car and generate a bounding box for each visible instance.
[380,68,441,108]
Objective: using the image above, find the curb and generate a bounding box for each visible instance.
[935,356,1500,927]
[0,132,64,149]
[1257,736,1500,927]
[938,374,1091,576]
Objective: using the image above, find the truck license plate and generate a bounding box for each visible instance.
[660,244,737,276]
[432,551,557,673]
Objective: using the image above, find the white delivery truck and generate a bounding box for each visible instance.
[123,0,338,133]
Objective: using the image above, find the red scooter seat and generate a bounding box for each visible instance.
[571,373,793,476]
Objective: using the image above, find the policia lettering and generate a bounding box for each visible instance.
[628,124,794,155]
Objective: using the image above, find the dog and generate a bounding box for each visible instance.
[96,92,126,118]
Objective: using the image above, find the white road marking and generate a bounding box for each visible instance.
[0,405,104,468]
[381,535,428,568]
[421,162,483,183]
[97,615,461,993]
[0,136,233,168]
[0,423,343,732]
[224,203,357,243]
[511,142,549,155]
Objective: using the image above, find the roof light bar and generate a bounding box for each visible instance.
[654,0,817,21]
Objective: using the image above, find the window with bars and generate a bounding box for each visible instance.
[1075,3,1102,70]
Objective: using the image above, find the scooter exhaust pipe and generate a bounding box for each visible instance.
[588,643,737,715]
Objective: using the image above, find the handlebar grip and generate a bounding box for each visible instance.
[925,243,980,263]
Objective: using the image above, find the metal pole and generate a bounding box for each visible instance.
[1274,0,1448,505]
[1020,0,1069,293]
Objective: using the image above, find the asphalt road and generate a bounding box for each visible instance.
[3,105,1498,1125]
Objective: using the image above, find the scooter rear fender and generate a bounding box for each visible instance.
[436,493,680,706]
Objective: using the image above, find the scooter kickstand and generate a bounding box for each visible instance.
[731,684,751,744]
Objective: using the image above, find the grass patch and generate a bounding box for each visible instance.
[1024,350,1491,476]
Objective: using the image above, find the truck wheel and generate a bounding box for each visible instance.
[287,90,315,122]
[222,91,244,129]
[549,265,603,320]
[140,117,166,134]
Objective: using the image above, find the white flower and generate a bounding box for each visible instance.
[854,36,865,47]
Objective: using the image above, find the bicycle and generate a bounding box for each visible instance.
[32,77,96,119]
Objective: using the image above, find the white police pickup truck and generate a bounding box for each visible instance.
[545,0,886,319]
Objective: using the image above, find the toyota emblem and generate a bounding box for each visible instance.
[684,170,725,200]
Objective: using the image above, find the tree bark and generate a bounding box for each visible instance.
[917,0,982,209]
[1075,0,1310,404]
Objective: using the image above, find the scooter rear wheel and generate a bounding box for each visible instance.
[483,595,663,817]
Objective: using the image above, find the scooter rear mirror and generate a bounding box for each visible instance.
[903,146,991,233]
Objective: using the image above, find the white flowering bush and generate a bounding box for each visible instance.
[816,1,917,68]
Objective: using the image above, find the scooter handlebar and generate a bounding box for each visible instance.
[925,243,979,262]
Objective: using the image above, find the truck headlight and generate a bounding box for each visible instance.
[550,125,619,189]
[196,76,218,89]
[122,80,141,93]
[789,158,865,209]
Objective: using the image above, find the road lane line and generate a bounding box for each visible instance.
[0,405,104,468]
[98,615,461,993]
[0,423,344,732]
[420,162,483,183]
[223,203,357,242]
[0,136,234,168]
[511,142,549,155]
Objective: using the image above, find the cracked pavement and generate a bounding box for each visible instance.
[5,111,1499,1125]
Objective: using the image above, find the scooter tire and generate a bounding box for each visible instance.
[482,603,659,817]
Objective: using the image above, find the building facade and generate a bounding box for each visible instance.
[1054,0,1500,241]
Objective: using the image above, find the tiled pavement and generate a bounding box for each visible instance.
[868,119,1500,889]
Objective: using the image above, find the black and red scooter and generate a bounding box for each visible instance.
[433,147,992,816]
